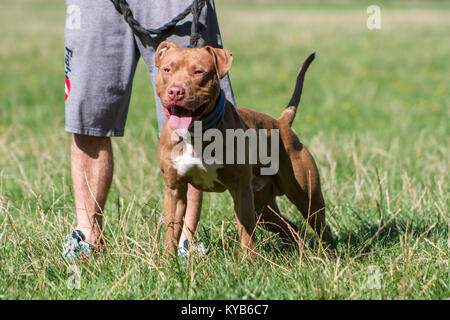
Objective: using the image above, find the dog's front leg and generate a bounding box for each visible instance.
[230,185,257,261]
[163,184,188,255]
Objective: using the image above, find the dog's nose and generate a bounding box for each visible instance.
[167,86,185,101]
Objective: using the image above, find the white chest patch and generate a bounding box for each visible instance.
[172,140,222,189]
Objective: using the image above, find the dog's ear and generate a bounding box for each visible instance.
[205,46,233,79]
[155,41,178,68]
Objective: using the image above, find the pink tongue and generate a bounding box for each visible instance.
[169,115,193,136]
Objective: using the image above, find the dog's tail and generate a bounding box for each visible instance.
[278,53,315,127]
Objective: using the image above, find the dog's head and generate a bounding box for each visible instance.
[155,41,232,135]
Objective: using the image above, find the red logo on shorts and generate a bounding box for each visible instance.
[65,76,71,101]
[65,47,73,101]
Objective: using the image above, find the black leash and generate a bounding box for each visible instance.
[110,0,206,48]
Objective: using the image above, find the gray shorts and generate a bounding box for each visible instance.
[64,0,235,137]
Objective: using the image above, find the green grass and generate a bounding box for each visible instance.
[0,0,449,299]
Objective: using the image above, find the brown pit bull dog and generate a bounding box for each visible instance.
[156,41,334,259]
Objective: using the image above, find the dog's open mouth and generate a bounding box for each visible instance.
[165,103,208,135]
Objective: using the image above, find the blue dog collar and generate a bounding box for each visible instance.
[188,90,225,133]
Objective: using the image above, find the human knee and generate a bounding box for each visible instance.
[72,134,112,158]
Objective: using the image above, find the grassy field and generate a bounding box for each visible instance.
[0,0,448,299]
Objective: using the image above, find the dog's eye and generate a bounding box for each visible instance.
[163,67,171,73]
[194,70,205,75]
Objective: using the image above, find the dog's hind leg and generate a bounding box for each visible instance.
[277,131,334,247]
[279,177,334,247]
[255,195,300,244]
[230,185,257,261]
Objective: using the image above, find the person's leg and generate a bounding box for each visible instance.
[64,0,139,253]
[134,0,235,250]
[70,134,114,245]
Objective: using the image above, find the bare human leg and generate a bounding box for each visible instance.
[70,134,113,245]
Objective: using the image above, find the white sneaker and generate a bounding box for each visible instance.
[178,239,207,259]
